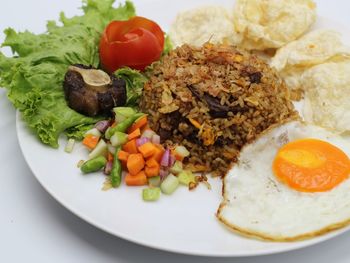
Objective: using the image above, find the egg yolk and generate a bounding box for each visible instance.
[273,139,350,192]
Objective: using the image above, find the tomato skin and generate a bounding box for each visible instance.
[99,16,164,72]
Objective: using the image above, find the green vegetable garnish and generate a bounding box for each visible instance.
[105,112,144,139]
[0,0,136,147]
[88,139,108,159]
[142,187,161,201]
[111,146,122,187]
[110,131,128,147]
[81,156,107,174]
[162,34,173,55]
[114,67,148,106]
[169,161,183,175]
[148,176,161,187]
[113,107,136,123]
[177,170,195,186]
[64,138,76,153]
[160,174,179,195]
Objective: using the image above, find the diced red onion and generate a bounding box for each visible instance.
[136,137,150,147]
[95,120,110,133]
[161,149,170,167]
[151,134,160,145]
[159,168,169,180]
[104,161,113,175]
[169,154,176,167]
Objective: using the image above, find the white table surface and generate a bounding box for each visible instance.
[1,0,350,262]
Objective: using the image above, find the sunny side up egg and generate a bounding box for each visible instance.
[217,121,350,241]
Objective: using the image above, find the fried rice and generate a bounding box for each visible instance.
[140,43,298,176]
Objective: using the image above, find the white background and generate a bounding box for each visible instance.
[1,0,350,262]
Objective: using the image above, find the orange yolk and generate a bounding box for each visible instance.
[273,139,350,192]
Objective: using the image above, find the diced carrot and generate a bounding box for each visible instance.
[145,158,160,177]
[174,154,184,162]
[111,121,117,128]
[117,150,129,162]
[128,115,148,133]
[145,166,160,177]
[107,152,114,162]
[152,144,165,162]
[127,128,141,140]
[82,135,99,150]
[127,153,145,175]
[138,142,157,158]
[146,158,159,168]
[122,139,138,154]
[125,171,148,186]
[121,160,127,170]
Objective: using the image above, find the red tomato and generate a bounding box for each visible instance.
[99,16,165,72]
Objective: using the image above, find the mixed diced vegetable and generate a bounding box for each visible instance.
[75,107,197,201]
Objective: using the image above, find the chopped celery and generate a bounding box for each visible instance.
[169,161,183,175]
[88,139,107,159]
[107,144,116,155]
[110,131,128,147]
[84,127,101,138]
[148,176,161,187]
[160,174,179,195]
[113,107,136,123]
[142,187,161,201]
[104,127,112,139]
[174,145,190,158]
[178,170,195,186]
[141,129,156,139]
[64,138,75,153]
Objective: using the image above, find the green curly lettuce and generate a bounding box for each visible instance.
[0,0,136,148]
[114,67,148,106]
[163,34,173,55]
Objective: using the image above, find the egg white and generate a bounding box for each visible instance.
[217,121,350,241]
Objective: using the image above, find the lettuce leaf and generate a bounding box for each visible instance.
[0,0,136,148]
[114,67,148,106]
[163,34,173,56]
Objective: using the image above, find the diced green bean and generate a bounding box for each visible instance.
[81,156,107,174]
[110,146,122,187]
[105,113,144,139]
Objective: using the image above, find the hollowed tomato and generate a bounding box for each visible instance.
[99,16,164,72]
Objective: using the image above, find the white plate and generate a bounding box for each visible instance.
[15,0,350,257]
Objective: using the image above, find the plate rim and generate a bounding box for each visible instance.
[15,113,350,258]
[13,4,350,256]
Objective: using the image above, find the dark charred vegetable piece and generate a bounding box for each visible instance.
[158,111,185,143]
[188,85,247,118]
[248,72,262,84]
[63,64,127,117]
[240,66,262,84]
[159,128,172,143]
